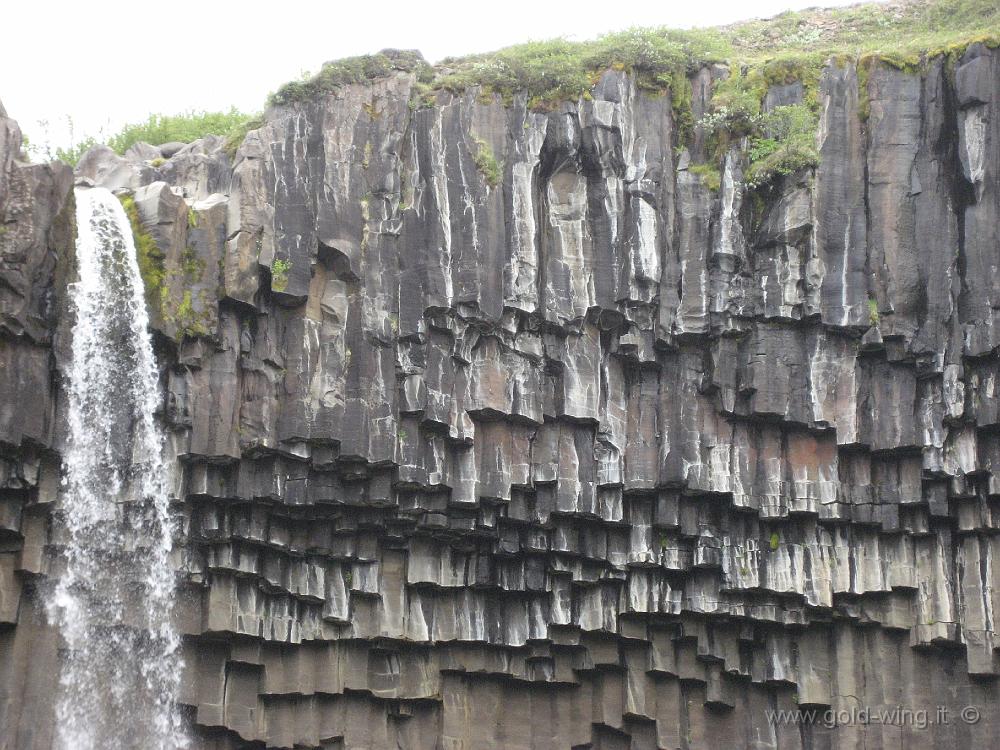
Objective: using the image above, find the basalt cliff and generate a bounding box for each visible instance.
[1,13,1000,750]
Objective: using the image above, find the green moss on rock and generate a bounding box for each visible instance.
[471,136,501,188]
[689,163,722,192]
[118,194,166,317]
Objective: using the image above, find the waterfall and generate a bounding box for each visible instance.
[48,188,186,749]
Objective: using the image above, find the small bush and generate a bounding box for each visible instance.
[707,73,765,133]
[744,104,819,188]
[271,258,292,293]
[106,108,251,154]
[471,136,501,187]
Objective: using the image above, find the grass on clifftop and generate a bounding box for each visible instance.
[105,109,251,154]
[268,0,998,111]
[269,49,433,106]
[44,109,253,166]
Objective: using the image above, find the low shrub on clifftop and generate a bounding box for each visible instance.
[269,50,433,107]
[434,30,730,107]
[427,0,996,109]
[40,109,253,166]
[107,108,251,154]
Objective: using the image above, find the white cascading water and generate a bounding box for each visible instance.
[48,187,186,749]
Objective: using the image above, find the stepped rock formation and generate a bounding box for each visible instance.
[2,41,1000,749]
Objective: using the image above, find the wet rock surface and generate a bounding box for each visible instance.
[2,45,1000,749]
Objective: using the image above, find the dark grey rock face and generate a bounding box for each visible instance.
[2,46,1000,749]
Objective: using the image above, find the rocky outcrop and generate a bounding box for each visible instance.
[2,42,1000,749]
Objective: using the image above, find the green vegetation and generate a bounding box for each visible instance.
[718,0,997,69]
[181,245,206,281]
[271,258,292,293]
[471,136,501,187]
[390,0,995,111]
[769,532,780,551]
[269,49,432,106]
[744,105,820,188]
[118,195,166,316]
[118,194,214,338]
[54,137,100,167]
[105,108,251,155]
[431,30,730,109]
[694,57,823,190]
[868,297,880,326]
[174,290,210,338]
[34,0,993,197]
[258,0,994,196]
[38,109,252,166]
[688,163,721,192]
[223,114,265,159]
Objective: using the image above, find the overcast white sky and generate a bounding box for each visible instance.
[3,0,863,151]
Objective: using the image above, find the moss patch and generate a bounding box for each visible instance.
[174,290,209,337]
[118,194,166,317]
[689,163,722,192]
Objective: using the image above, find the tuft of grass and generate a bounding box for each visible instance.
[174,289,211,338]
[223,115,265,159]
[868,297,879,326]
[688,163,722,192]
[471,136,501,187]
[271,258,292,293]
